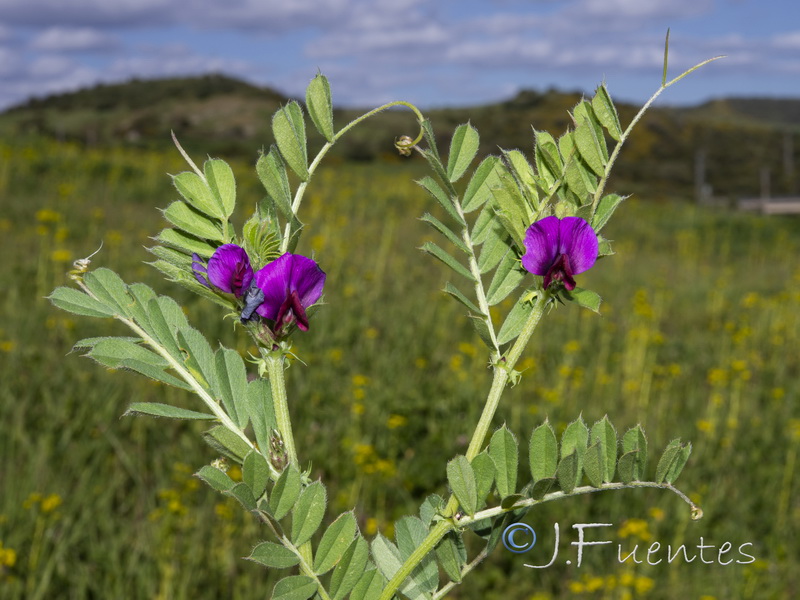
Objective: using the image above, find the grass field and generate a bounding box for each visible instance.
[0,136,798,599]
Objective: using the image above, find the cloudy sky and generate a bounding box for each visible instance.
[0,0,798,110]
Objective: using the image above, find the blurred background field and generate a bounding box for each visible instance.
[1,86,799,599]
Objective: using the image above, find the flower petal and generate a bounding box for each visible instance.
[191,253,210,288]
[253,253,326,321]
[207,244,253,297]
[521,216,560,275]
[558,217,598,275]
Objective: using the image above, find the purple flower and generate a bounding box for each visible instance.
[521,216,598,291]
[192,244,253,297]
[252,253,326,333]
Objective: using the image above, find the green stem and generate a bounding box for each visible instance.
[591,54,725,215]
[464,291,549,462]
[257,512,332,600]
[432,548,489,600]
[279,100,425,254]
[263,351,298,465]
[457,481,702,527]
[456,196,500,356]
[380,292,549,600]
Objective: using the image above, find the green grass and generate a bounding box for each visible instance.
[1,137,798,599]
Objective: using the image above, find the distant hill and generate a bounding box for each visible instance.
[2,75,799,199]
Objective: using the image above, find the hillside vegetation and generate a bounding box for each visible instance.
[2,74,800,200]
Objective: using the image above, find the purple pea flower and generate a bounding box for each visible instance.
[521,216,598,291]
[252,253,326,334]
[192,244,253,297]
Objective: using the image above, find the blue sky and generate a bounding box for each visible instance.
[0,0,798,111]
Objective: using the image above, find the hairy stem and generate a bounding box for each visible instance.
[263,351,298,466]
[380,292,549,600]
[280,101,425,253]
[591,54,724,214]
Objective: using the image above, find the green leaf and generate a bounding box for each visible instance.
[313,511,357,575]
[242,451,271,499]
[489,173,533,248]
[163,201,225,242]
[124,402,214,420]
[246,379,277,458]
[574,100,608,162]
[489,426,518,499]
[395,516,438,596]
[617,451,639,484]
[256,147,294,221]
[145,296,186,360]
[349,567,386,600]
[504,149,539,209]
[330,536,369,600]
[470,314,496,350]
[49,286,116,318]
[556,450,579,493]
[225,482,257,511]
[529,477,555,500]
[87,337,166,368]
[273,101,309,181]
[665,442,691,484]
[462,156,502,213]
[172,171,224,219]
[269,465,302,520]
[590,416,617,483]
[125,282,157,327]
[597,234,614,257]
[622,425,648,481]
[561,417,589,480]
[247,542,301,569]
[500,493,524,509]
[202,425,251,463]
[477,222,512,275]
[592,193,625,232]
[583,441,605,487]
[563,287,602,313]
[486,251,526,306]
[655,440,681,485]
[447,123,480,183]
[195,464,236,493]
[436,532,467,583]
[87,337,190,390]
[72,336,140,351]
[420,212,469,254]
[534,131,563,191]
[446,455,477,516]
[371,534,403,581]
[592,84,623,142]
[204,159,236,219]
[177,326,217,391]
[443,282,483,315]
[418,494,445,528]
[154,228,216,258]
[271,575,317,600]
[83,268,134,318]
[416,176,463,225]
[529,420,558,482]
[290,480,326,546]
[470,452,495,509]
[215,347,249,429]
[306,73,335,142]
[497,290,535,346]
[420,241,475,282]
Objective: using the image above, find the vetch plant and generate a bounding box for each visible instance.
[50,34,721,600]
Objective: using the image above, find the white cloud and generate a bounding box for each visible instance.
[0,0,172,27]
[31,27,117,52]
